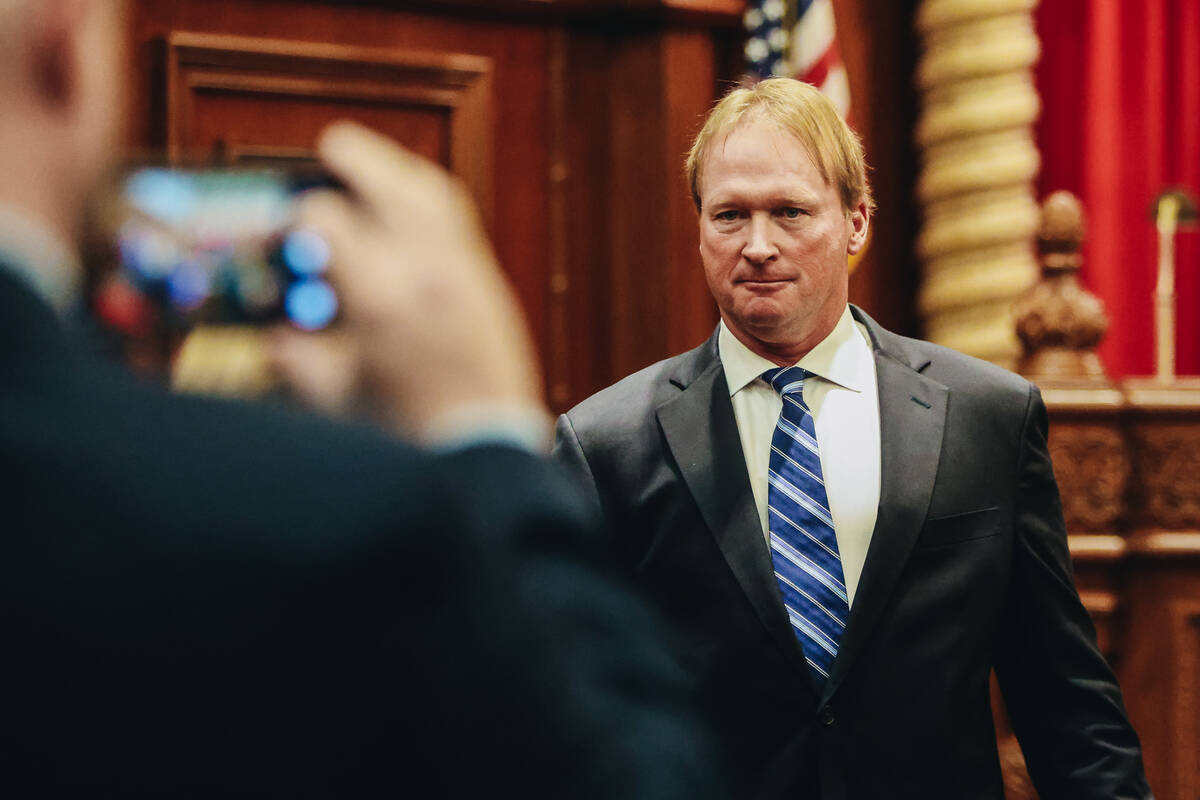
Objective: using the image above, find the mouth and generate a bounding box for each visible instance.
[738,278,792,288]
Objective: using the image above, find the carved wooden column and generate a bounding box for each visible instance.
[914,0,1041,369]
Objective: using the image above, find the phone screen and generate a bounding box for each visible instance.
[99,166,338,332]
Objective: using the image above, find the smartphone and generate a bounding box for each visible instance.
[93,165,340,333]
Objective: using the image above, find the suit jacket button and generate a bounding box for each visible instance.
[819,707,835,727]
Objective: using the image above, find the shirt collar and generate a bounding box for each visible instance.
[0,203,83,316]
[719,305,872,396]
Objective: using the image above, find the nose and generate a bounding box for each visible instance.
[741,213,777,264]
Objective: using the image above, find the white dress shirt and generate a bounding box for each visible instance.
[719,306,881,607]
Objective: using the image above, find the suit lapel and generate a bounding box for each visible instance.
[656,335,811,675]
[821,309,948,705]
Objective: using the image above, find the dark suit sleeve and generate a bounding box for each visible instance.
[552,412,604,513]
[994,386,1153,799]
[401,443,725,800]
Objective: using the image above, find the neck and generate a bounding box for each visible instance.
[723,307,845,367]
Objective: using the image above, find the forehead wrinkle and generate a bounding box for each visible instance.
[702,123,829,207]
[707,179,821,209]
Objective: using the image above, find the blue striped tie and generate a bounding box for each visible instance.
[763,366,849,684]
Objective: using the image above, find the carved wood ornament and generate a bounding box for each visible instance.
[1014,190,1110,381]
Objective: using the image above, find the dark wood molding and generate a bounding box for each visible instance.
[545,27,571,409]
[347,0,745,26]
[164,31,494,223]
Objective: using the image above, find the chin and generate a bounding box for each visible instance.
[730,317,793,348]
[733,298,791,329]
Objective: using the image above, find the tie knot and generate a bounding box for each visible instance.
[763,366,809,396]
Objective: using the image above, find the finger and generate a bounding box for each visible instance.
[316,121,461,220]
[292,186,425,323]
[292,188,372,286]
[294,188,357,245]
[267,326,360,415]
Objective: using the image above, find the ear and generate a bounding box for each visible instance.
[26,0,83,110]
[846,199,870,256]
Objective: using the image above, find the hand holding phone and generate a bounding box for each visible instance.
[270,122,548,442]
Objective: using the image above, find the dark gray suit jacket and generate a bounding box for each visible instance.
[555,306,1151,800]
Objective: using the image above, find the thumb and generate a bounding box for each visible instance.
[267,326,362,417]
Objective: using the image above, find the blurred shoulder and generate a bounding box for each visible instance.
[5,352,551,554]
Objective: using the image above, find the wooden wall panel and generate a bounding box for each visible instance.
[543,14,740,407]
[128,0,552,386]
[836,0,922,339]
[604,32,673,381]
[662,30,727,358]
[184,92,450,162]
[1123,562,1200,800]
[125,0,742,412]
[555,32,615,408]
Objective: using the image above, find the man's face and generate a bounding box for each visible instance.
[697,116,868,359]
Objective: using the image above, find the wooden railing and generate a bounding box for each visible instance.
[1007,191,1200,799]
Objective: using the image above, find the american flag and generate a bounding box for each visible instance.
[744,0,852,118]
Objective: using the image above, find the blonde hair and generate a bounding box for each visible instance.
[686,78,873,215]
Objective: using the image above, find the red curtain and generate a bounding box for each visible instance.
[1037,0,1200,377]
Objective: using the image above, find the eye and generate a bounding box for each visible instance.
[778,206,807,219]
[713,210,742,223]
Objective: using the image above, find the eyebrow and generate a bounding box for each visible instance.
[707,193,820,208]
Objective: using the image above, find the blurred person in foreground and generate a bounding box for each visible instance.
[0,0,721,795]
[554,78,1152,799]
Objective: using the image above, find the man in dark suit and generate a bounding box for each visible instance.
[555,77,1152,799]
[0,1,720,795]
